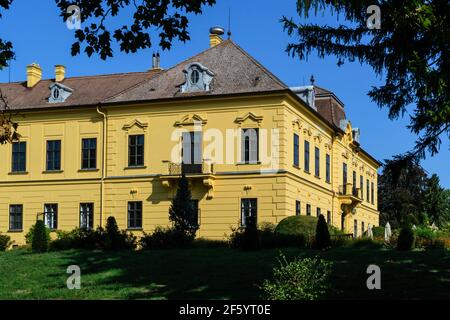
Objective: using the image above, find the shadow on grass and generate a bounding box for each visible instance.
[41,247,450,300]
[48,248,300,300]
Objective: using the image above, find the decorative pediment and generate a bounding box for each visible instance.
[174,114,207,127]
[122,119,148,131]
[234,112,263,126]
[342,151,349,159]
[324,143,332,151]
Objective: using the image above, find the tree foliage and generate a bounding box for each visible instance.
[0,89,20,144]
[315,214,331,249]
[283,0,449,161]
[0,0,216,67]
[169,173,199,241]
[379,156,450,228]
[422,174,450,227]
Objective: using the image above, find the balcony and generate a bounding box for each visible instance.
[167,160,214,175]
[161,159,215,199]
[337,183,362,209]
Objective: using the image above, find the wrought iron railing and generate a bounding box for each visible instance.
[167,159,214,175]
[338,183,362,199]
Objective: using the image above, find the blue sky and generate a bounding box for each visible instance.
[1,0,448,187]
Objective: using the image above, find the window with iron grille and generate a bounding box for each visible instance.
[128,135,144,167]
[44,204,58,230]
[46,140,61,171]
[354,219,358,238]
[306,204,311,216]
[12,141,26,172]
[128,201,142,229]
[80,203,94,229]
[9,205,23,231]
[295,200,301,216]
[82,138,97,169]
[241,198,257,227]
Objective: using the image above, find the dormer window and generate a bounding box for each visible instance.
[181,63,214,93]
[49,83,73,103]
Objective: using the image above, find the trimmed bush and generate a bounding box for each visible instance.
[260,253,333,300]
[31,220,50,252]
[397,224,415,250]
[25,222,51,246]
[139,226,191,250]
[275,215,318,239]
[241,216,260,251]
[0,233,13,251]
[315,214,331,250]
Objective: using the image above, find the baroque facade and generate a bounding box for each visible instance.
[0,33,380,245]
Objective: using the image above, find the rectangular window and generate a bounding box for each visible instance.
[325,154,330,183]
[12,141,26,172]
[81,138,97,169]
[327,211,331,225]
[362,221,365,235]
[80,203,94,229]
[306,204,311,216]
[354,219,358,238]
[241,198,257,227]
[316,207,321,217]
[127,201,143,229]
[241,128,259,164]
[295,200,301,216]
[352,171,357,196]
[304,140,310,172]
[293,133,299,167]
[342,163,348,194]
[367,179,370,203]
[128,135,144,167]
[46,140,61,171]
[315,147,320,177]
[9,205,23,231]
[371,182,375,204]
[44,204,58,230]
[360,175,364,200]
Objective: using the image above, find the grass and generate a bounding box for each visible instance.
[0,247,449,300]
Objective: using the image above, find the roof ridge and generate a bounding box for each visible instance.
[104,40,232,102]
[0,70,158,86]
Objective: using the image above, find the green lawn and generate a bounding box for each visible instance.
[0,247,449,299]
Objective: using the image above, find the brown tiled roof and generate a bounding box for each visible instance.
[315,97,346,128]
[0,71,161,110]
[106,40,288,103]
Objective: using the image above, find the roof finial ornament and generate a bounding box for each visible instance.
[227,8,232,39]
[310,75,315,85]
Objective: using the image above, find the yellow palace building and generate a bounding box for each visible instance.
[0,31,380,245]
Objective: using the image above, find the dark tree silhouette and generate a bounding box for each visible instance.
[283,0,449,162]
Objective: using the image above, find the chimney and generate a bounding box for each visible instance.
[26,63,42,88]
[209,27,224,47]
[55,65,66,82]
[151,52,161,70]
